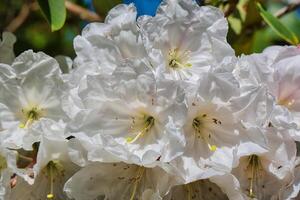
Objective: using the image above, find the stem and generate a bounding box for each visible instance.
[224,0,238,17]
[5,3,30,32]
[275,0,300,18]
[5,1,102,33]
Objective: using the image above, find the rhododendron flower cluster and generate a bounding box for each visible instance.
[1,0,300,199]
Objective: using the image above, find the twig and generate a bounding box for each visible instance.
[5,0,102,33]
[65,1,102,22]
[275,0,300,18]
[224,0,238,17]
[5,3,30,32]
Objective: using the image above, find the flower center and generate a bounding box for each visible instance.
[192,114,218,151]
[19,106,44,129]
[126,115,155,143]
[168,48,192,69]
[246,155,262,198]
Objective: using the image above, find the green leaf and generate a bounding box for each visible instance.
[256,3,299,45]
[37,0,66,32]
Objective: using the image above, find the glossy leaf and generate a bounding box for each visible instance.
[256,3,299,45]
[37,0,66,32]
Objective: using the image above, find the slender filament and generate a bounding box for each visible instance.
[247,155,261,198]
[129,167,145,200]
[192,117,217,152]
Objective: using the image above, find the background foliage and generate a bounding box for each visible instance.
[0,0,300,58]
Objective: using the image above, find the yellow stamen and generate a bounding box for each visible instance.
[247,155,261,198]
[192,117,217,152]
[129,167,145,200]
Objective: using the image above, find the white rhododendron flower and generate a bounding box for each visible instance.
[0,50,68,150]
[67,3,149,119]
[231,53,275,128]
[232,127,297,199]
[72,3,147,82]
[233,46,300,140]
[280,158,300,199]
[139,0,234,82]
[64,162,177,200]
[1,0,300,199]
[266,47,300,121]
[168,70,242,181]
[71,61,186,164]
[8,120,79,200]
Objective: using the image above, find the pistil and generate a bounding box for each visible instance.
[47,163,54,199]
[45,160,64,199]
[19,107,42,129]
[126,115,155,143]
